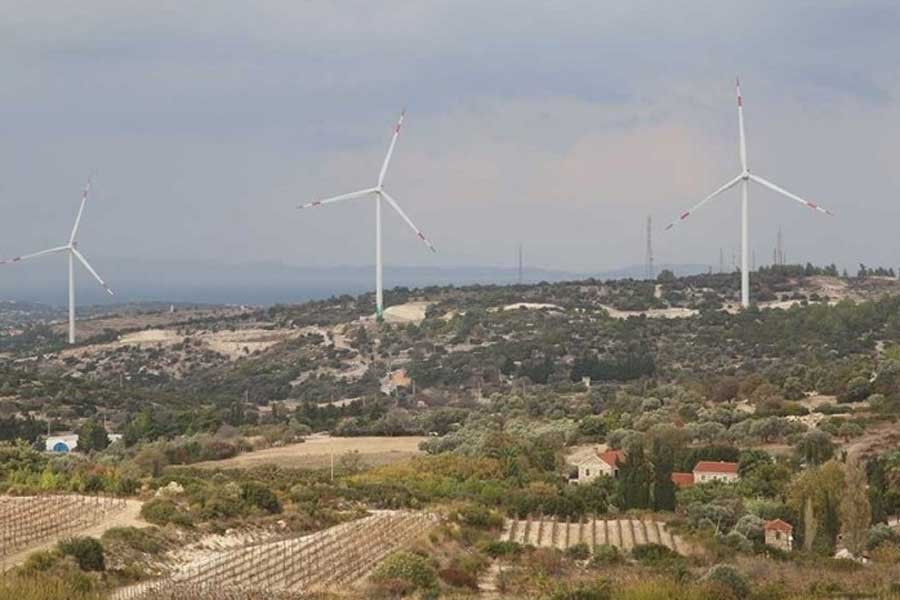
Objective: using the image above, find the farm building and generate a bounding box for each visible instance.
[764,519,793,552]
[692,461,739,483]
[572,449,625,483]
[45,433,79,453]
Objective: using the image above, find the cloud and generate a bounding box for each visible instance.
[0,0,898,289]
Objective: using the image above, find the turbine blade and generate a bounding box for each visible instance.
[0,245,69,264]
[298,188,377,210]
[71,248,114,295]
[749,174,834,216]
[665,174,744,231]
[377,110,406,187]
[737,78,747,172]
[69,178,92,243]
[380,190,436,252]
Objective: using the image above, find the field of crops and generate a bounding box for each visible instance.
[0,494,127,566]
[114,510,436,600]
[501,516,694,555]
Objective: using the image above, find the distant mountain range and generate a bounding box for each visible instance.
[0,259,711,307]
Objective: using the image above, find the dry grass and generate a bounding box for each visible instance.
[193,435,426,470]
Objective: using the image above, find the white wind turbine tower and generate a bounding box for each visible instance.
[666,79,834,308]
[299,110,436,319]
[1,178,114,343]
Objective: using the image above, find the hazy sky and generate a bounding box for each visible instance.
[2,1,899,279]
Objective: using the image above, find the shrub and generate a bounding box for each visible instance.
[101,527,164,554]
[591,544,621,565]
[240,481,281,514]
[701,564,749,599]
[438,566,478,589]
[631,543,679,565]
[565,542,591,560]
[140,499,192,527]
[456,504,504,529]
[57,537,105,572]
[371,550,438,592]
[21,550,60,573]
[549,579,612,600]
[719,531,752,553]
[480,540,523,558]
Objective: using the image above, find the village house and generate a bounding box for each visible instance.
[692,461,739,483]
[764,519,793,552]
[572,449,625,484]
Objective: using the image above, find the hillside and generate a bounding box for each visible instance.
[1,266,900,599]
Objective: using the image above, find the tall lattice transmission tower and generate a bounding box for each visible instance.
[645,216,654,280]
[517,243,523,284]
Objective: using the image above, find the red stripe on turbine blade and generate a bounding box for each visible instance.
[680,212,690,220]
[737,96,742,107]
[807,202,817,209]
[665,224,674,231]
[312,201,322,206]
[417,232,425,240]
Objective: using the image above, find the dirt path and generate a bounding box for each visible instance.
[2,499,145,568]
[194,435,426,470]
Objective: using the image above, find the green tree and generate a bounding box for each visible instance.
[76,419,109,453]
[794,430,835,466]
[840,456,871,555]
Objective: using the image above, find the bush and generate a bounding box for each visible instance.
[455,504,504,530]
[565,542,591,560]
[240,481,281,514]
[140,499,192,527]
[549,579,612,600]
[631,543,680,565]
[480,540,523,558]
[438,566,478,590]
[57,537,105,572]
[701,564,749,599]
[371,550,438,592]
[101,527,164,554]
[591,544,621,565]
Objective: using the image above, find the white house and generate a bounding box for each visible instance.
[692,461,739,483]
[45,433,79,453]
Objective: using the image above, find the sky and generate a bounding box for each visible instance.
[1,1,899,301]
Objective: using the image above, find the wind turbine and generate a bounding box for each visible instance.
[1,178,114,343]
[299,110,436,319]
[665,79,833,308]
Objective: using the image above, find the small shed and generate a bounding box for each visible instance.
[764,519,793,552]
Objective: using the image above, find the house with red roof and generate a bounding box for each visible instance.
[692,461,739,483]
[764,519,793,552]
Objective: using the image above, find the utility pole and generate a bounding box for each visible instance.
[645,215,654,280]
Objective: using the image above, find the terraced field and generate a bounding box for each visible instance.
[500,516,694,555]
